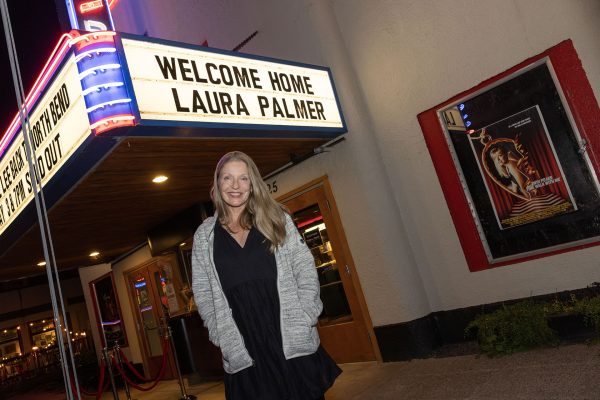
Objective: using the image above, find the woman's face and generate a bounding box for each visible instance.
[218,160,251,210]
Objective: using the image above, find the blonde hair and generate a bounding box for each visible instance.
[210,151,288,251]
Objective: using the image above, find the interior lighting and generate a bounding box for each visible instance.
[37,261,46,267]
[89,251,100,257]
[297,215,323,229]
[152,175,169,184]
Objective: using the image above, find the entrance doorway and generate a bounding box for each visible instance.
[278,177,379,363]
[126,255,178,379]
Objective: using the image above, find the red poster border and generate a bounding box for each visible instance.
[417,40,600,272]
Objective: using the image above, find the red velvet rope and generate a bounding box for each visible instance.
[111,337,170,392]
[72,359,109,399]
[117,348,151,382]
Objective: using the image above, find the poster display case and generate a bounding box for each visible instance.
[418,40,600,271]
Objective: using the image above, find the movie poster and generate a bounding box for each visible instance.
[468,106,576,229]
[439,62,600,262]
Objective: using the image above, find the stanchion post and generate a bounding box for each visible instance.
[114,341,132,400]
[103,347,120,400]
[166,324,196,400]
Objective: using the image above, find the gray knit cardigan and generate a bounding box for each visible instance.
[191,213,323,374]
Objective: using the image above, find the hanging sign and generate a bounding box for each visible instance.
[120,37,345,132]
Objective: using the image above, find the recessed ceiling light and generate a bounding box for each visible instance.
[37,261,46,267]
[179,242,186,247]
[152,175,168,183]
[89,251,100,257]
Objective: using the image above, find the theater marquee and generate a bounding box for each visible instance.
[0,31,346,244]
[0,54,90,235]
[120,37,345,132]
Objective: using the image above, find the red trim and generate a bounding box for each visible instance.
[417,40,600,271]
[0,32,77,156]
[297,215,323,229]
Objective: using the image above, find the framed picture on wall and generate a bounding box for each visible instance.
[418,40,600,271]
[90,272,128,347]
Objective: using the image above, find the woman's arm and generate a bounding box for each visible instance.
[191,229,220,346]
[285,215,323,325]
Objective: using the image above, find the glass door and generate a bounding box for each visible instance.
[127,266,168,379]
[281,179,378,362]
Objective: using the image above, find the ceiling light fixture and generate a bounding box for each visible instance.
[37,261,47,267]
[152,175,168,183]
[89,251,100,257]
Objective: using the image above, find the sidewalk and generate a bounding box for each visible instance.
[8,343,600,399]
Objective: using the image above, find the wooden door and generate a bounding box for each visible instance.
[279,178,379,363]
[126,256,177,379]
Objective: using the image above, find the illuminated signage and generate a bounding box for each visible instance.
[66,0,116,31]
[121,38,345,131]
[0,54,91,234]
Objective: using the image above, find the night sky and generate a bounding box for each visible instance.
[0,0,63,136]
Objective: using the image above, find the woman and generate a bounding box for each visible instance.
[192,151,341,399]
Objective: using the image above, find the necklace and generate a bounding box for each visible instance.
[224,224,249,246]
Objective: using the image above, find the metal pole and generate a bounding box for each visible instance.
[167,325,196,400]
[103,347,120,400]
[114,342,132,400]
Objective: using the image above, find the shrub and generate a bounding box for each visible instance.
[572,295,600,338]
[466,300,559,356]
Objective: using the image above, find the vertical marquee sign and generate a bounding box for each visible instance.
[0,53,91,236]
[65,0,116,32]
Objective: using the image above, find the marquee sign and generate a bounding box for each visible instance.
[0,30,346,243]
[120,36,345,133]
[0,53,90,236]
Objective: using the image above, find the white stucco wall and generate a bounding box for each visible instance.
[111,0,600,327]
[328,0,600,315]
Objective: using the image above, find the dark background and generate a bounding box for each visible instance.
[0,0,64,135]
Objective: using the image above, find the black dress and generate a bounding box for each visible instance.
[213,222,341,400]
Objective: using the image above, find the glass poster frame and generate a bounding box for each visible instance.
[418,40,600,271]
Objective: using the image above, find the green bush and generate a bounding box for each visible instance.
[466,300,559,356]
[572,295,600,337]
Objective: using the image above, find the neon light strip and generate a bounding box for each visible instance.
[70,31,116,47]
[92,116,135,135]
[140,306,153,312]
[0,32,76,156]
[65,0,79,30]
[90,115,135,130]
[82,82,124,96]
[86,98,132,113]
[78,63,121,79]
[80,0,117,14]
[101,319,122,326]
[74,47,117,62]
